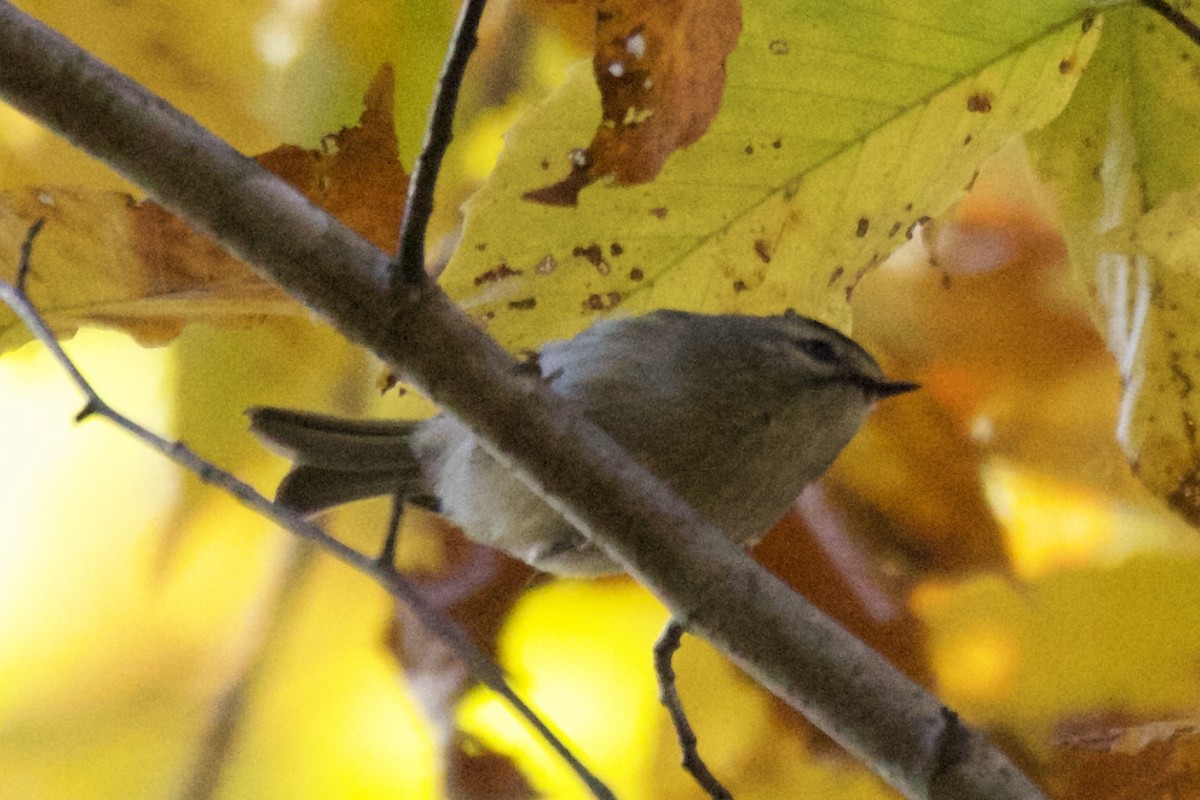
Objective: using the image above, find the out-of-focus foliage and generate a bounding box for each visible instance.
[1028,5,1200,525]
[5,1,1200,800]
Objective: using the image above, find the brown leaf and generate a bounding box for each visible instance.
[0,65,407,352]
[525,0,742,206]
[1051,714,1200,799]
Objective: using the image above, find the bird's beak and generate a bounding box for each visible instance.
[863,378,920,399]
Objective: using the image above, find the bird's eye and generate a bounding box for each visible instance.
[796,337,838,364]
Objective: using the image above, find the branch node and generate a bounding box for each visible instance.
[75,399,101,423]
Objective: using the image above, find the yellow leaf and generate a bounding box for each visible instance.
[440,2,1101,351]
[1029,7,1200,522]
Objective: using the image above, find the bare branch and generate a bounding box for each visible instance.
[0,223,614,800]
[0,5,1045,798]
[390,0,489,287]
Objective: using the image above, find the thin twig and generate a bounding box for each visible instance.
[1141,0,1200,46]
[0,223,614,800]
[390,0,489,287]
[655,619,732,800]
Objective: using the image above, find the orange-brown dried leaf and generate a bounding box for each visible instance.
[526,0,742,206]
[254,64,407,252]
[0,65,407,352]
[1051,715,1200,799]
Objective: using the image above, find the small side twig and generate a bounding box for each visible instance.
[378,488,406,569]
[390,0,489,287]
[655,619,732,800]
[0,222,614,800]
[1140,0,1200,47]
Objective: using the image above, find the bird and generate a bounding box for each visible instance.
[249,309,917,576]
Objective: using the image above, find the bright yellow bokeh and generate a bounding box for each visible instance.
[459,580,668,798]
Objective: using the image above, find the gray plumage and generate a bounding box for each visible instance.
[249,310,915,576]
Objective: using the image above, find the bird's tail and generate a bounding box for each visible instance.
[247,406,429,515]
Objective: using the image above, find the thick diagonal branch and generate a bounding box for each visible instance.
[0,5,1044,798]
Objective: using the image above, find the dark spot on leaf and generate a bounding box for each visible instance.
[629,267,644,281]
[965,170,980,191]
[903,202,913,212]
[967,92,992,113]
[941,272,952,290]
[754,239,772,263]
[508,297,537,310]
[1081,14,1094,33]
[475,242,487,252]
[584,291,623,311]
[1059,59,1072,74]
[906,216,930,240]
[772,138,782,149]
[474,262,523,286]
[769,40,790,55]
[845,285,854,301]
[888,221,902,237]
[610,242,624,257]
[963,133,973,146]
[744,143,755,155]
[828,265,844,286]
[483,310,495,321]
[573,243,605,267]
[856,217,869,237]
[732,279,748,293]
[650,206,668,219]
[540,158,550,169]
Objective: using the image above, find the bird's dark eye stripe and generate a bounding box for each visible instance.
[797,338,837,364]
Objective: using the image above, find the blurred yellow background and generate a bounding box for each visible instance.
[5,2,1200,799]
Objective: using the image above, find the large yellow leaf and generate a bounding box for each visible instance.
[440,1,1103,351]
[1028,5,1200,523]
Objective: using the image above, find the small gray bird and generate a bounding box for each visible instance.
[249,310,916,575]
